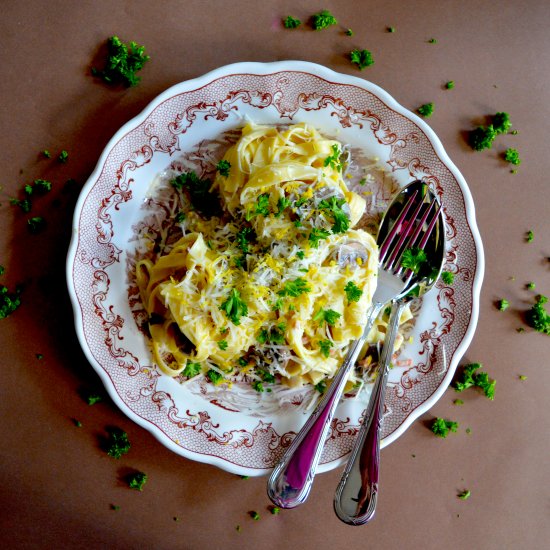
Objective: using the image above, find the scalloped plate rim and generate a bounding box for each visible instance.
[66,60,484,476]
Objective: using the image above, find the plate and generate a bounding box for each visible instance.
[67,61,484,476]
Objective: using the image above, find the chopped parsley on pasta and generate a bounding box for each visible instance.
[136,122,391,390]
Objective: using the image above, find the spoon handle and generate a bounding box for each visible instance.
[267,301,385,509]
[333,299,405,525]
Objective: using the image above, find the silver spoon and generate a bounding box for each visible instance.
[267,180,442,509]
[334,186,446,525]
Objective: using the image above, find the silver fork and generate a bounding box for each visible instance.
[267,180,442,509]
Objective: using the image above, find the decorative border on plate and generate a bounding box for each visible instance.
[69,66,479,472]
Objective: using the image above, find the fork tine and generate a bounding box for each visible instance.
[416,201,441,250]
[378,190,418,261]
[383,194,428,270]
[392,198,439,268]
[396,199,441,279]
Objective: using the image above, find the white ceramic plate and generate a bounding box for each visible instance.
[67,61,484,476]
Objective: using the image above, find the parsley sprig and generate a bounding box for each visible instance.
[318,339,333,358]
[220,289,248,325]
[311,9,337,30]
[277,277,311,297]
[418,102,435,118]
[526,294,550,335]
[431,418,459,438]
[246,193,270,220]
[283,15,301,29]
[323,144,342,171]
[454,363,496,399]
[92,36,150,87]
[182,361,201,378]
[104,427,131,459]
[236,227,255,254]
[127,471,147,491]
[318,197,350,233]
[308,227,331,248]
[469,112,512,151]
[313,307,341,326]
[216,159,231,176]
[344,281,363,303]
[0,273,22,320]
[400,247,428,274]
[349,49,375,70]
[171,171,221,217]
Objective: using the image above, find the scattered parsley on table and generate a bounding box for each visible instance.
[417,102,435,118]
[469,126,497,151]
[469,112,511,151]
[445,81,455,89]
[504,148,521,165]
[127,471,147,491]
[58,150,69,163]
[497,299,510,311]
[311,9,337,30]
[526,294,550,335]
[27,216,46,234]
[84,392,103,405]
[31,179,52,194]
[10,198,32,213]
[431,418,459,438]
[526,230,534,242]
[458,489,471,500]
[283,15,301,29]
[454,363,495,399]
[104,427,131,459]
[0,278,22,319]
[349,49,375,70]
[92,36,150,87]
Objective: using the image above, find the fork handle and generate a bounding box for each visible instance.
[267,301,385,509]
[333,299,405,525]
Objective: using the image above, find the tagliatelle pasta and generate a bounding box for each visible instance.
[136,122,405,391]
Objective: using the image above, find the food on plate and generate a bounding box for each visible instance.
[136,123,408,390]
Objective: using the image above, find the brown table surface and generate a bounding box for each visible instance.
[1,1,549,548]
